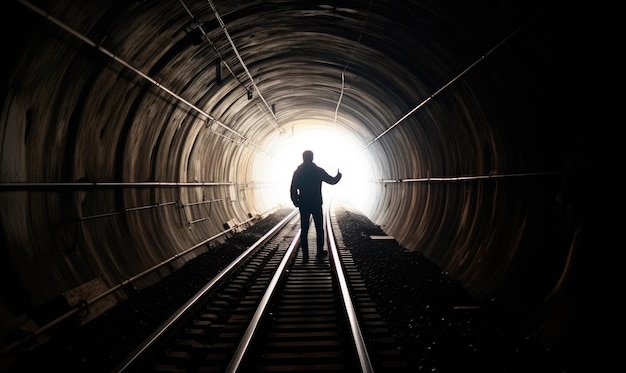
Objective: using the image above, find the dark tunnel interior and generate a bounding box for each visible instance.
[1,0,623,366]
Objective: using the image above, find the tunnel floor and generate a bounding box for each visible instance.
[4,207,610,372]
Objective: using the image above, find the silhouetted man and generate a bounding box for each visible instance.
[290,150,342,262]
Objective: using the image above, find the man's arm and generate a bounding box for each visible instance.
[322,168,342,185]
[332,169,342,184]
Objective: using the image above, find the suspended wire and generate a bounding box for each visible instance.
[332,0,374,128]
[0,181,237,190]
[206,0,283,133]
[360,3,554,151]
[332,72,345,128]
[178,0,247,92]
[16,0,269,156]
[377,171,566,183]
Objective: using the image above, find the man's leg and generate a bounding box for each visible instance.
[312,205,326,257]
[299,208,311,260]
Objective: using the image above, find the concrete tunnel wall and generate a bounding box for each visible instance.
[0,0,622,352]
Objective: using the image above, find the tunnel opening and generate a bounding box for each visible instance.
[251,119,378,215]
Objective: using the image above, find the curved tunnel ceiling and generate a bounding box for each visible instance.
[1,0,621,352]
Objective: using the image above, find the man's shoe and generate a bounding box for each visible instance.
[302,256,309,263]
[316,250,328,258]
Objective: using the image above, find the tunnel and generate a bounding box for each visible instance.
[1,0,622,365]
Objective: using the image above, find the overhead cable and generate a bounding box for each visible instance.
[206,0,283,133]
[16,0,267,155]
[361,3,554,151]
[177,0,247,92]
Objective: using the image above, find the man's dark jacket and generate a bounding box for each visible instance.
[290,161,341,208]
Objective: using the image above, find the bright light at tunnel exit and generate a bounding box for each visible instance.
[252,121,376,213]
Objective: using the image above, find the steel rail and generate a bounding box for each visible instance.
[224,227,301,373]
[113,209,298,372]
[227,203,374,372]
[111,204,375,372]
[326,202,375,373]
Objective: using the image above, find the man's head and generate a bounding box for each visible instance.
[302,150,314,163]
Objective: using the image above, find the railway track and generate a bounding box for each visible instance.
[113,206,410,372]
